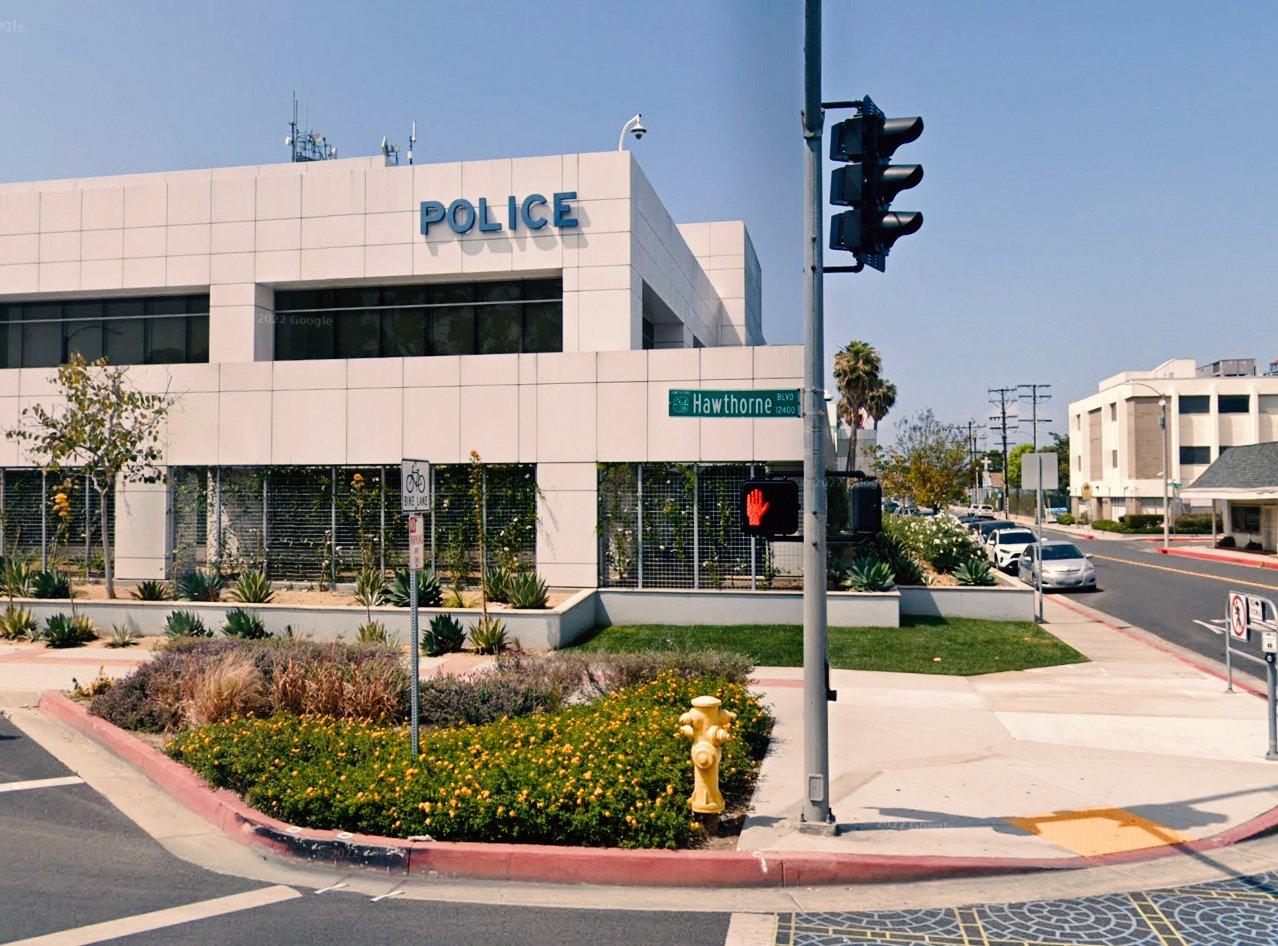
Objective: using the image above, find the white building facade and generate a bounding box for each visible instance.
[0,151,801,588]
[1068,357,1278,521]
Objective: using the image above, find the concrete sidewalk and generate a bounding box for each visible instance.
[740,596,1278,862]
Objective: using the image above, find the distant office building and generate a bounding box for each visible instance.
[1068,357,1278,521]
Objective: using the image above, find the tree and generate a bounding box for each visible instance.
[833,340,890,472]
[1007,443,1035,489]
[865,379,897,430]
[1050,432,1070,490]
[6,355,172,598]
[872,409,973,510]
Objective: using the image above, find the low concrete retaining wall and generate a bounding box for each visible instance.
[594,589,900,628]
[897,584,1034,621]
[13,588,598,651]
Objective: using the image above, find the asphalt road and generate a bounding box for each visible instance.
[1044,531,1278,687]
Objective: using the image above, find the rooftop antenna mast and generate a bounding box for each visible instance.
[285,91,339,162]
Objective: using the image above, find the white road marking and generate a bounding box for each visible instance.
[370,889,405,903]
[724,912,778,946]
[0,776,83,795]
[0,884,300,946]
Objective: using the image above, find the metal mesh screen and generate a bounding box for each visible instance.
[0,468,113,576]
[597,463,802,590]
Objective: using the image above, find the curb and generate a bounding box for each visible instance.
[37,691,1278,887]
[1159,547,1278,571]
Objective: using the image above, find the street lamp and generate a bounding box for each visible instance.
[618,114,646,151]
[1127,382,1171,551]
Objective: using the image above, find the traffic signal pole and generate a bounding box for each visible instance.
[801,0,835,832]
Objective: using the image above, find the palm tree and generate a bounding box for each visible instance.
[832,340,882,472]
[866,379,897,430]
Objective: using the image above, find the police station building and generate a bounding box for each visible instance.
[0,151,803,589]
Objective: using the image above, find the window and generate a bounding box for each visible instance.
[1218,394,1250,414]
[1109,403,1117,421]
[1179,445,1210,465]
[1076,454,1082,471]
[1111,449,1118,468]
[1178,395,1209,414]
[1231,505,1261,534]
[0,295,209,367]
[641,318,655,351]
[1261,395,1278,415]
[1074,414,1081,431]
[273,279,562,361]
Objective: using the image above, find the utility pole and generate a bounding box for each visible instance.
[988,387,1017,514]
[1018,384,1053,527]
[966,420,986,504]
[800,0,834,832]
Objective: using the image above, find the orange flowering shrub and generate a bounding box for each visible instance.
[167,671,771,850]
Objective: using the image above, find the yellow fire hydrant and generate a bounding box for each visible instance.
[678,695,735,814]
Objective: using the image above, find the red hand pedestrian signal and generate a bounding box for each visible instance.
[739,480,798,536]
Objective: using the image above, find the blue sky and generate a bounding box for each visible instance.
[1,1,1274,448]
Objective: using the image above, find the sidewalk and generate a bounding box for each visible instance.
[1159,544,1278,571]
[739,595,1278,864]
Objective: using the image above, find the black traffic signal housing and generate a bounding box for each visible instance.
[829,96,923,271]
[739,479,799,537]
[849,478,883,534]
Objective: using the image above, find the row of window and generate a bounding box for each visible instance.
[0,295,210,368]
[273,279,563,361]
[1178,394,1252,414]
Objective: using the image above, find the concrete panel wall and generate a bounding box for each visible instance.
[594,589,900,628]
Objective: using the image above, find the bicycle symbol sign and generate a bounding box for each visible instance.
[401,459,432,512]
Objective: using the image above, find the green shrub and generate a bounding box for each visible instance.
[0,604,38,640]
[954,558,997,586]
[422,613,466,657]
[469,615,508,654]
[167,671,772,850]
[44,613,97,648]
[32,570,72,599]
[1118,513,1163,530]
[177,569,223,602]
[230,570,274,604]
[165,609,211,638]
[1173,514,1213,534]
[885,513,983,573]
[841,558,895,592]
[483,567,513,603]
[1,557,38,598]
[353,569,386,609]
[388,570,442,608]
[106,624,138,648]
[506,572,549,609]
[1056,513,1076,526]
[1091,519,1125,532]
[131,579,174,601]
[222,607,269,640]
[356,620,389,644]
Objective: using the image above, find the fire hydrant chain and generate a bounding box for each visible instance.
[678,695,735,814]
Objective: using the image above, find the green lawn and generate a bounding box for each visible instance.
[566,616,1087,675]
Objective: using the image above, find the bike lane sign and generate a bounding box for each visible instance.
[401,458,432,512]
[1229,591,1249,640]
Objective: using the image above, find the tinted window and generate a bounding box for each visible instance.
[998,531,1036,544]
[1178,395,1209,414]
[1179,445,1211,465]
[1041,544,1084,560]
[0,295,208,367]
[1218,394,1250,414]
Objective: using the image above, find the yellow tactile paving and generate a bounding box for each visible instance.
[1005,807,1191,857]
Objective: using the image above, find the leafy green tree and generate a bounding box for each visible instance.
[6,355,173,598]
[1051,432,1070,489]
[872,409,972,510]
[1007,443,1035,489]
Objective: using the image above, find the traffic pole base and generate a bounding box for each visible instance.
[798,815,841,837]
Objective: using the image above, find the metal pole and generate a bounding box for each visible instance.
[262,472,269,575]
[1225,627,1234,693]
[41,469,48,571]
[214,467,222,567]
[1267,655,1278,761]
[84,471,91,576]
[410,567,420,757]
[379,465,386,575]
[429,467,437,572]
[330,466,338,587]
[637,464,644,589]
[692,465,700,590]
[801,0,833,831]
[750,464,758,590]
[1161,400,1170,551]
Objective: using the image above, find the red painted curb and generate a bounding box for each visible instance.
[37,691,1278,887]
[1159,547,1278,571]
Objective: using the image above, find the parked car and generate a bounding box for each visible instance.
[1017,540,1097,591]
[1045,506,1068,524]
[969,503,996,517]
[988,528,1038,572]
[974,519,1016,541]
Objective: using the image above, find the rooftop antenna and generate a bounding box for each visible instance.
[408,121,416,165]
[380,134,401,166]
[285,91,339,162]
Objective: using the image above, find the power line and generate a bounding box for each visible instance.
[988,386,1018,511]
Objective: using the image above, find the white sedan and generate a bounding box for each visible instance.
[987,528,1038,572]
[1017,540,1097,591]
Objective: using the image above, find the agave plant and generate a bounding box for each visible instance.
[1,556,38,598]
[177,569,223,602]
[230,569,274,604]
[353,568,387,609]
[421,613,466,657]
[43,613,97,648]
[841,557,896,592]
[0,604,38,640]
[505,571,549,609]
[164,609,210,638]
[482,566,512,604]
[31,570,72,599]
[954,558,997,587]
[468,615,509,655]
[130,579,174,601]
[355,620,390,644]
[105,624,138,648]
[387,569,442,608]
[221,607,268,640]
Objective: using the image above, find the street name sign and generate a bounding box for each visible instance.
[1230,591,1249,640]
[401,458,431,512]
[668,389,800,418]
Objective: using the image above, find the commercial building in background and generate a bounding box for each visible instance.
[0,150,804,589]
[1180,442,1278,552]
[1068,357,1278,521]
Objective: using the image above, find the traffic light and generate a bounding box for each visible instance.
[849,478,883,534]
[829,96,923,272]
[739,479,799,537]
